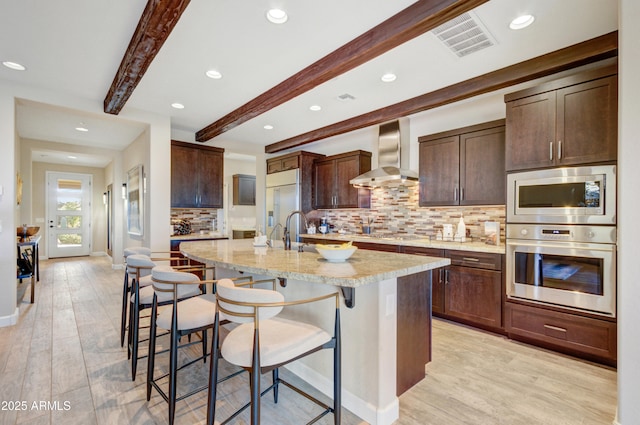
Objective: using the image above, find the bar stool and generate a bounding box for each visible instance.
[146,268,245,425]
[206,279,342,425]
[121,247,152,346]
[127,255,201,380]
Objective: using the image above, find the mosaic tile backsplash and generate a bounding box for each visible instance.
[170,209,219,233]
[306,185,505,242]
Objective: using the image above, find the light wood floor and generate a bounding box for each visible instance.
[0,256,617,425]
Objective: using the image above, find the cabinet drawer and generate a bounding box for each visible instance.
[448,250,501,270]
[506,302,616,363]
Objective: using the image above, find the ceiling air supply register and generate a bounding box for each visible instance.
[350,119,418,189]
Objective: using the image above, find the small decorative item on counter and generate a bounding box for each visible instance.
[442,223,454,241]
[484,221,500,245]
[172,219,192,235]
[307,223,316,234]
[455,215,466,242]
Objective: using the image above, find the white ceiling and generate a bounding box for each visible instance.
[1,0,617,167]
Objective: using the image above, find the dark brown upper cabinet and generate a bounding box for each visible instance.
[171,141,224,208]
[505,64,617,171]
[232,174,256,206]
[418,120,505,207]
[313,150,372,209]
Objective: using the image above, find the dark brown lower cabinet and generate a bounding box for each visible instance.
[505,301,617,366]
[403,247,445,315]
[444,250,502,330]
[397,271,431,396]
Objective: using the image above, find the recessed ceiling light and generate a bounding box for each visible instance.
[2,61,26,71]
[206,69,222,79]
[75,126,89,132]
[263,124,274,130]
[381,73,397,83]
[67,155,77,159]
[509,14,535,30]
[266,8,288,24]
[171,103,185,109]
[309,105,322,111]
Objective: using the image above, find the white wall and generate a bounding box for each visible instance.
[617,0,639,422]
[225,158,257,231]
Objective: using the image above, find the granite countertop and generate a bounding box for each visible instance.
[180,239,450,288]
[170,232,228,241]
[300,233,506,254]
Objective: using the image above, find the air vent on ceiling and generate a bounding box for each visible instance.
[337,93,356,101]
[431,11,496,58]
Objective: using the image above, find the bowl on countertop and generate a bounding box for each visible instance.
[315,244,358,262]
[17,226,40,238]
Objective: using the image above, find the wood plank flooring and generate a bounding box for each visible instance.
[0,256,617,425]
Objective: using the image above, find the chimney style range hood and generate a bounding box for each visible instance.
[350,119,418,189]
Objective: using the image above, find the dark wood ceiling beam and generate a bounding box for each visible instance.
[104,0,191,115]
[195,0,489,142]
[265,31,618,154]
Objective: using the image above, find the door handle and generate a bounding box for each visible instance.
[549,141,553,161]
[557,140,562,160]
[444,269,450,285]
[453,187,458,202]
[460,187,464,201]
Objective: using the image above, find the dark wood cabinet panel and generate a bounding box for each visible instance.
[506,302,617,366]
[232,174,256,206]
[403,247,446,315]
[397,271,431,395]
[460,126,506,205]
[313,150,371,209]
[445,265,502,329]
[419,120,505,207]
[505,65,617,171]
[418,136,459,206]
[171,141,224,208]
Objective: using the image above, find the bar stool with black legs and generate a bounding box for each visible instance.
[127,255,202,380]
[146,268,250,425]
[206,278,342,425]
[121,247,152,347]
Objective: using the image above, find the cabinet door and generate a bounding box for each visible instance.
[505,91,556,171]
[460,126,505,205]
[234,175,256,205]
[314,160,335,209]
[419,136,459,206]
[445,266,502,328]
[171,145,199,208]
[556,75,617,165]
[198,149,223,208]
[335,155,361,208]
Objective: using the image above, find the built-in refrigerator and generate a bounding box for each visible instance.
[266,169,301,244]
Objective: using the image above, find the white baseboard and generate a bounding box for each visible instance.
[90,251,107,257]
[0,307,19,328]
[285,362,399,425]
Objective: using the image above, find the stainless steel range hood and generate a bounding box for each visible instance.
[350,119,418,189]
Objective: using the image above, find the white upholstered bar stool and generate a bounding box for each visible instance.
[146,266,224,425]
[206,279,342,425]
[121,247,152,346]
[127,256,201,381]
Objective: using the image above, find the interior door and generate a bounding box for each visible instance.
[47,172,92,258]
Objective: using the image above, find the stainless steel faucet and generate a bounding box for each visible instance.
[283,210,308,250]
[266,223,282,247]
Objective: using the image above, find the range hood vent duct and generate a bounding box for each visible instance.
[350,120,418,189]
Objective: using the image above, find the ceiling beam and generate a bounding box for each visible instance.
[104,0,191,115]
[265,31,618,154]
[195,0,489,142]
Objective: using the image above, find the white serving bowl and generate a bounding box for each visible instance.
[315,244,358,262]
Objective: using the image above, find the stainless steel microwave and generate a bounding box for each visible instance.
[507,165,616,225]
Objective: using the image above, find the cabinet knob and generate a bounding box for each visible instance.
[520,228,529,236]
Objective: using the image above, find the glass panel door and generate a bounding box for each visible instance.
[47,172,92,258]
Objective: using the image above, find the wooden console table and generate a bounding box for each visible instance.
[17,235,40,303]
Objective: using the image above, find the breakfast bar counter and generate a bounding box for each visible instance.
[180,239,449,425]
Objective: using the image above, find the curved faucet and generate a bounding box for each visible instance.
[266,223,282,247]
[283,210,308,250]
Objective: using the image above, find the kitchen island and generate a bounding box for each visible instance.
[180,239,449,425]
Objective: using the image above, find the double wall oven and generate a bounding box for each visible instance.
[506,165,617,317]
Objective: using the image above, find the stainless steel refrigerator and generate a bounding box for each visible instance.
[266,169,301,244]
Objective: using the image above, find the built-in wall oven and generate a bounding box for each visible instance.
[506,165,617,317]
